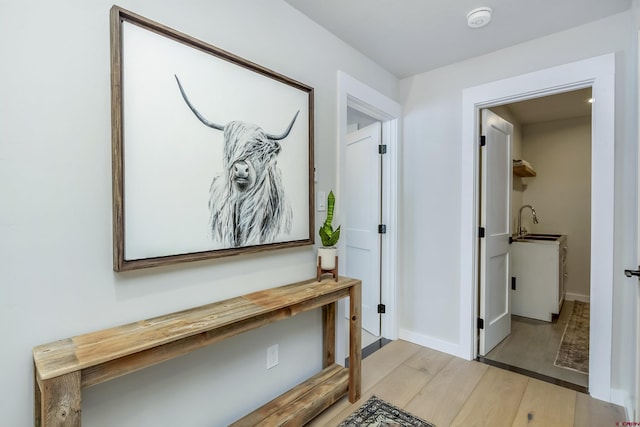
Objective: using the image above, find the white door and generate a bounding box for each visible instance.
[346,122,382,336]
[634,134,640,419]
[635,213,640,421]
[479,109,513,356]
[633,92,640,417]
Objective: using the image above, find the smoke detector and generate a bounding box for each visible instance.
[467,7,492,29]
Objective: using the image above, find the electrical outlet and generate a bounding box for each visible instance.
[267,344,279,369]
[317,191,326,211]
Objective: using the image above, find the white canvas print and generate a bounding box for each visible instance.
[111,8,313,270]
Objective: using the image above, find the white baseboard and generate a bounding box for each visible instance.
[564,292,590,303]
[611,388,634,421]
[399,329,469,360]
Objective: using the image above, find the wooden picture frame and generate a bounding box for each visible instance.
[110,6,314,271]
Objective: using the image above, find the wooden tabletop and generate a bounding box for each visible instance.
[33,277,360,381]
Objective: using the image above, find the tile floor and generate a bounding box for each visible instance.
[485,300,589,388]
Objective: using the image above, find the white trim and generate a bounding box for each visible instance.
[611,388,634,422]
[335,71,401,365]
[636,27,640,427]
[461,54,615,402]
[399,329,464,357]
[564,293,591,303]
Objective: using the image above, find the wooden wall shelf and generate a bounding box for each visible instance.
[513,164,537,177]
[33,277,362,426]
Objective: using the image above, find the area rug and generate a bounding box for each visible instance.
[338,396,435,427]
[554,301,589,374]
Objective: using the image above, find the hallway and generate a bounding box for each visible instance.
[310,340,619,426]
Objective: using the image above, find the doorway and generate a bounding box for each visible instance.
[460,54,615,401]
[478,89,592,390]
[335,71,401,365]
[346,108,383,349]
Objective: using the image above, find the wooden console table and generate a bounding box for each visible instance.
[33,277,361,426]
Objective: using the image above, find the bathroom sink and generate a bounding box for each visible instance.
[514,233,564,242]
[517,235,558,241]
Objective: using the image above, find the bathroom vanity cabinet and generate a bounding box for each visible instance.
[510,235,567,322]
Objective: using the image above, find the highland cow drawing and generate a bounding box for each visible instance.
[175,75,298,248]
[112,11,314,270]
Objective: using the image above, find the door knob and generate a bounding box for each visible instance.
[625,266,640,278]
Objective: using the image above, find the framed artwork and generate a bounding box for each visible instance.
[110,6,314,271]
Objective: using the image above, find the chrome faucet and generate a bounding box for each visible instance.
[518,204,539,237]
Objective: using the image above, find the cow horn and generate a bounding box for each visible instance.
[174,75,225,131]
[267,110,300,141]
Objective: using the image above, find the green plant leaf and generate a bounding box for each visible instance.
[319,191,340,246]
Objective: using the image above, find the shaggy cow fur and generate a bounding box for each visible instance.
[174,75,297,247]
[208,121,292,247]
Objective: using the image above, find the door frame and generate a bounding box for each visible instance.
[635,30,640,422]
[460,54,615,401]
[335,71,401,364]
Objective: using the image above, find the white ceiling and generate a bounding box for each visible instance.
[284,0,631,78]
[504,87,592,125]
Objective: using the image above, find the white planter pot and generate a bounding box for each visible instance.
[318,247,337,270]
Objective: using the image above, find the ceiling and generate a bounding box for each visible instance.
[284,0,631,78]
[349,87,593,126]
[503,87,592,125]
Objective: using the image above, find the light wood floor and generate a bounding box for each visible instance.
[310,340,625,427]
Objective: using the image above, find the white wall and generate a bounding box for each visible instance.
[399,10,637,403]
[0,1,398,425]
[522,116,592,300]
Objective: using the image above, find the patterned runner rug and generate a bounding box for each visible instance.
[554,301,589,374]
[338,396,435,427]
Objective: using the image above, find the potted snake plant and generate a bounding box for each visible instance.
[318,191,341,270]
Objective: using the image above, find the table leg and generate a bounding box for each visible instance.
[348,282,362,402]
[39,371,81,426]
[322,302,336,368]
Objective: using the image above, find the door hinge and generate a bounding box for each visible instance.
[378,224,387,234]
[480,135,486,147]
[511,277,516,290]
[377,304,386,314]
[478,227,485,238]
[625,266,640,277]
[477,318,484,329]
[379,144,387,154]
